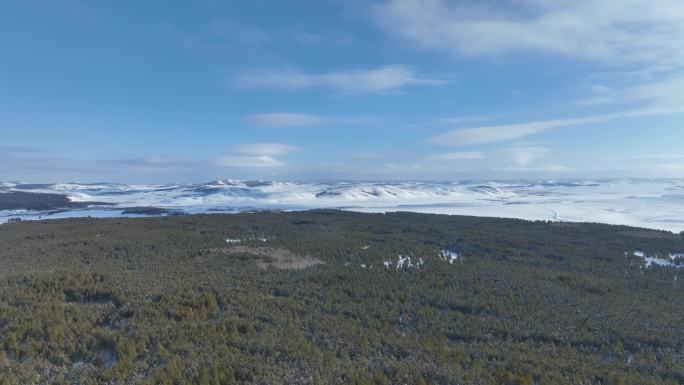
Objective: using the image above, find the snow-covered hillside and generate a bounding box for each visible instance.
[1,179,684,232]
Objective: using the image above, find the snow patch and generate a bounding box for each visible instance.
[67,192,94,202]
[226,236,270,244]
[72,359,86,369]
[397,255,409,270]
[633,251,683,269]
[645,257,679,268]
[441,249,460,264]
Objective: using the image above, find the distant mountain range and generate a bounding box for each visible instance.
[1,179,683,233]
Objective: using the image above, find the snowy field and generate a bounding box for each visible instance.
[1,179,683,233]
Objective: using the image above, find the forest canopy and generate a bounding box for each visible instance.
[0,210,682,385]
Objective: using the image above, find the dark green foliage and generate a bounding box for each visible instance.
[120,207,183,215]
[0,210,681,384]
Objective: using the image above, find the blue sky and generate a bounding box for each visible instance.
[1,0,683,182]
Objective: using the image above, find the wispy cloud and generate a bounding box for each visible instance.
[291,30,353,46]
[0,142,305,182]
[213,155,285,168]
[244,113,329,128]
[0,148,200,178]
[500,164,571,173]
[231,143,301,156]
[100,156,202,172]
[579,75,684,107]
[372,0,684,71]
[437,116,492,125]
[244,112,379,128]
[427,152,484,161]
[426,107,684,146]
[231,65,447,93]
[0,145,44,155]
[427,121,553,146]
[503,145,549,167]
[214,143,301,168]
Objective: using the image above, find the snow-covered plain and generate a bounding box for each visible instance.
[1,179,684,233]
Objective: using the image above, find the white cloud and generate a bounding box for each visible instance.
[500,164,571,173]
[372,0,684,154]
[372,0,684,71]
[213,143,301,169]
[213,155,285,168]
[579,75,684,107]
[427,151,484,161]
[426,107,684,146]
[231,65,447,93]
[427,120,557,146]
[349,152,382,160]
[231,143,301,156]
[102,156,202,172]
[244,113,329,128]
[291,30,354,46]
[627,80,684,108]
[504,145,549,167]
[244,113,380,128]
[437,116,492,125]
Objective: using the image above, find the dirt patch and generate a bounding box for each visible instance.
[224,246,324,270]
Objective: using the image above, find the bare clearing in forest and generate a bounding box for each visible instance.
[224,246,324,270]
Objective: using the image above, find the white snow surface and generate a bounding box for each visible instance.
[441,250,460,264]
[2,179,684,232]
[632,251,683,269]
[644,257,680,268]
[397,255,410,270]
